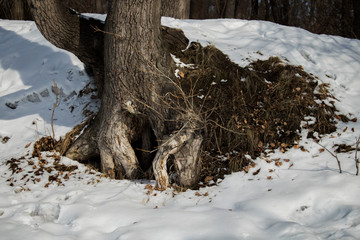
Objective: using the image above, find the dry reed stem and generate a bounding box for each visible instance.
[317,142,342,173]
[355,135,360,176]
[51,79,61,140]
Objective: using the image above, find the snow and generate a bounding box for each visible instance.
[0,16,360,240]
[0,20,99,160]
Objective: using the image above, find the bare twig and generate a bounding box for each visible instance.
[355,135,360,176]
[51,80,61,140]
[317,142,342,173]
[34,119,39,140]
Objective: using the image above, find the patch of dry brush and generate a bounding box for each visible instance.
[169,42,347,184]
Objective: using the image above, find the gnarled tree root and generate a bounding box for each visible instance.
[153,128,203,190]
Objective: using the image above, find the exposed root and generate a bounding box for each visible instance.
[60,114,95,156]
[64,116,99,163]
[153,127,202,189]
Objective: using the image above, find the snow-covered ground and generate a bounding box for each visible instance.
[0,16,360,240]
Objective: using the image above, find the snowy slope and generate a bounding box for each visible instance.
[0,20,99,160]
[0,17,360,240]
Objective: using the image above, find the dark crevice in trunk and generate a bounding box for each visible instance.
[131,120,158,174]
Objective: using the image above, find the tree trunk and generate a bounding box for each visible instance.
[250,0,259,19]
[62,0,107,13]
[162,0,190,19]
[0,0,32,20]
[224,0,236,18]
[354,0,360,38]
[269,0,279,22]
[190,0,210,19]
[98,0,203,187]
[340,0,352,37]
[235,0,251,19]
[95,0,166,179]
[281,0,290,25]
[28,0,203,189]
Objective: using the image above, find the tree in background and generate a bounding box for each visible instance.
[354,0,360,37]
[0,0,108,19]
[2,0,359,38]
[163,0,191,19]
[0,0,31,20]
[62,0,108,13]
[188,0,359,39]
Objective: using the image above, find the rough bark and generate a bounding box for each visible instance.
[98,0,202,185]
[92,0,168,179]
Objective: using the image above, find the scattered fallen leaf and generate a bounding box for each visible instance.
[204,176,213,184]
[300,146,308,152]
[275,161,283,167]
[144,183,153,190]
[252,168,261,175]
[178,70,185,78]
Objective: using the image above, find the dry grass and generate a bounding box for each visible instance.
[169,42,343,183]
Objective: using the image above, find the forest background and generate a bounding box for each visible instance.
[1,0,359,39]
